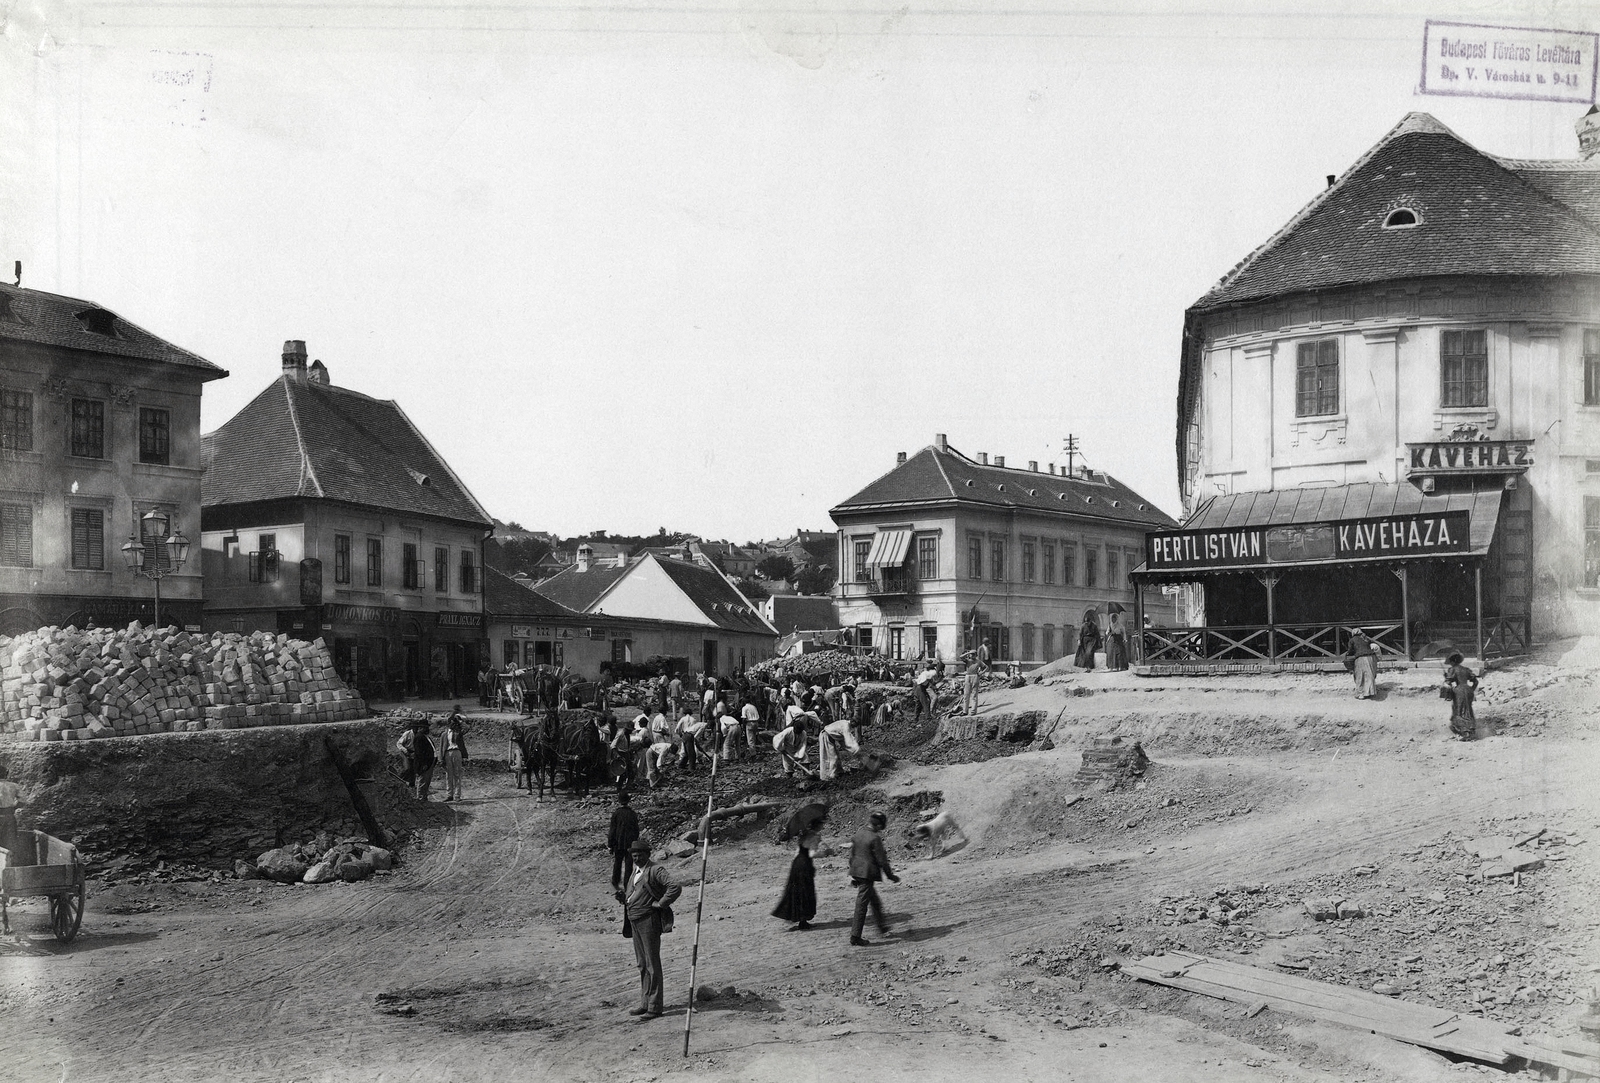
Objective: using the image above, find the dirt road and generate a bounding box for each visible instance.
[3,653,1597,1082]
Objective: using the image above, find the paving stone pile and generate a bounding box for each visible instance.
[0,623,365,741]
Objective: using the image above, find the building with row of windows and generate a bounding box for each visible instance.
[0,282,227,634]
[200,342,494,700]
[1147,111,1600,662]
[830,436,1178,662]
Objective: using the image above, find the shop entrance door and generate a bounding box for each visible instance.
[702,639,718,676]
[403,640,421,699]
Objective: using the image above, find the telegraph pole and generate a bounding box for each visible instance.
[1062,435,1080,476]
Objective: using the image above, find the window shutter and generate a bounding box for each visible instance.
[72,509,88,568]
[87,510,103,569]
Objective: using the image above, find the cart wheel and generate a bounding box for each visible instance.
[50,882,84,943]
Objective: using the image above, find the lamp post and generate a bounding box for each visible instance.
[121,509,191,631]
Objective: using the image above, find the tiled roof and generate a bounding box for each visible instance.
[0,283,226,378]
[483,566,586,621]
[652,556,775,635]
[202,376,492,525]
[1195,113,1600,310]
[532,562,630,613]
[831,445,1180,529]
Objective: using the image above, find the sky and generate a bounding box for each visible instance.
[3,0,1596,541]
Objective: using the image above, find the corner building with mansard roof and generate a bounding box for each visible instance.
[1148,111,1600,661]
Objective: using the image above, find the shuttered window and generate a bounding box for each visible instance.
[1440,329,1488,408]
[1583,330,1599,406]
[366,538,382,586]
[435,546,449,592]
[70,508,104,570]
[403,542,419,589]
[334,534,351,584]
[1295,340,1339,417]
[459,549,477,593]
[0,503,33,567]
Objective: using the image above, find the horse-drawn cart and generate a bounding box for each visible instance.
[1,829,87,943]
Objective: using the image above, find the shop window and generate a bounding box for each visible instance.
[0,503,33,567]
[459,549,477,593]
[1021,540,1036,582]
[1042,542,1056,585]
[1042,624,1055,660]
[70,398,104,458]
[1085,547,1099,588]
[917,535,938,579]
[69,508,103,570]
[1295,340,1339,417]
[1584,330,1600,406]
[1,389,33,451]
[889,625,905,661]
[334,534,351,584]
[967,537,983,579]
[1021,623,1035,660]
[366,537,383,587]
[139,407,170,464]
[402,542,419,589]
[990,540,1005,581]
[1441,329,1488,408]
[1586,496,1600,589]
[1062,543,1076,585]
[434,546,449,592]
[854,538,871,583]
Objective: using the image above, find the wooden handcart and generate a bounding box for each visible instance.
[1,829,87,943]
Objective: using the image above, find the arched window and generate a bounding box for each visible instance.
[1383,208,1419,229]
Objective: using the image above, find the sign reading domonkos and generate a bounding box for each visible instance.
[1146,510,1472,571]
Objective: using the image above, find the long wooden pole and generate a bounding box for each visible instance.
[682,746,719,1057]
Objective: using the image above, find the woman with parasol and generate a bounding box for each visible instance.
[1104,602,1129,671]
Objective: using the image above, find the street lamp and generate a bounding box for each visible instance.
[121,509,190,630]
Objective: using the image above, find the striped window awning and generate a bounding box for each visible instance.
[864,529,913,570]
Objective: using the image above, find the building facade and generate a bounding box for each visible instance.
[0,283,227,634]
[1153,111,1600,660]
[831,436,1179,663]
[201,342,493,700]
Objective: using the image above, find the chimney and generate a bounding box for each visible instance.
[1326,174,1336,188]
[1028,461,1038,472]
[1048,463,1056,474]
[1579,106,1600,160]
[896,451,907,466]
[307,359,329,385]
[282,340,307,381]
[576,543,592,573]
[934,433,948,452]
[977,452,988,466]
[994,455,1005,468]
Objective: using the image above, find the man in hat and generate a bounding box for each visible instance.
[848,811,900,945]
[396,717,437,800]
[621,838,680,1019]
[440,707,469,801]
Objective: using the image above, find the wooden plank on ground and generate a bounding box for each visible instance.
[1124,953,1514,1065]
[1502,1038,1600,1079]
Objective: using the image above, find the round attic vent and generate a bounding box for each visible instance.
[1382,207,1419,229]
[1057,493,1067,500]
[1028,489,1037,496]
[1110,500,1120,507]
[997,484,1006,492]
[1084,496,1094,504]
[965,480,974,487]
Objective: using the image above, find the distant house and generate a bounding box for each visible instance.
[533,552,777,675]
[762,594,841,636]
[556,540,631,567]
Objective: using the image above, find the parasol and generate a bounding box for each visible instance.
[782,802,829,840]
[1105,601,1127,614]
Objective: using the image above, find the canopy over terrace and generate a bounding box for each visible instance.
[1129,483,1517,665]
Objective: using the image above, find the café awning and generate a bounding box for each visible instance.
[864,529,913,570]
[1133,483,1503,579]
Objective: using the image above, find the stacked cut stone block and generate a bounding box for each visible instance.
[0,623,365,742]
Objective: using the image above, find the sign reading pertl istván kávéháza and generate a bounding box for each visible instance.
[1407,440,1533,473]
[1146,510,1472,571]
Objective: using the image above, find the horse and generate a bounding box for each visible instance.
[510,719,554,799]
[555,713,606,798]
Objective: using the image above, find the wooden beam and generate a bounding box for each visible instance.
[1475,561,1486,662]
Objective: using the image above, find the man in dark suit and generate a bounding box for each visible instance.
[607,790,641,891]
[848,812,900,946]
[622,839,681,1018]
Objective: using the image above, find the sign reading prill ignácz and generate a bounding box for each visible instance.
[1421,20,1598,104]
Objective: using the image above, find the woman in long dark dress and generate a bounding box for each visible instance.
[1105,612,1129,670]
[1443,652,1479,740]
[772,832,818,930]
[1073,609,1102,669]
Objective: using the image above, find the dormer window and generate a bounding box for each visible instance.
[1382,208,1419,229]
[74,308,116,335]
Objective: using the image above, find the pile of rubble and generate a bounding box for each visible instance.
[0,623,365,742]
[244,838,394,884]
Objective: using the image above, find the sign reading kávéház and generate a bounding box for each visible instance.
[1408,439,1533,473]
[1146,510,1472,571]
